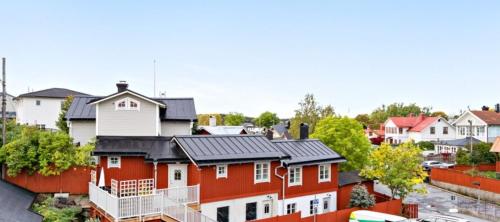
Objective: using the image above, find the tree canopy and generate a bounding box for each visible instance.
[224,112,246,126]
[254,111,280,128]
[289,94,335,138]
[361,142,427,200]
[360,103,432,129]
[56,96,74,133]
[197,114,223,126]
[0,124,95,177]
[311,116,371,171]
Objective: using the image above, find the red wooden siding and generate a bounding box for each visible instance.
[5,167,92,194]
[285,164,339,198]
[99,156,156,187]
[496,161,500,173]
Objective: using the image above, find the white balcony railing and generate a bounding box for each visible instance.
[89,182,213,222]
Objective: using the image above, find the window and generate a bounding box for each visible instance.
[174,170,182,181]
[263,202,271,215]
[318,164,331,183]
[323,197,330,212]
[108,156,120,168]
[288,166,302,186]
[216,165,227,179]
[309,200,318,215]
[36,100,41,106]
[115,97,140,111]
[255,162,270,183]
[286,203,296,214]
[443,127,448,135]
[398,128,403,134]
[246,202,257,221]
[217,206,229,222]
[430,127,436,135]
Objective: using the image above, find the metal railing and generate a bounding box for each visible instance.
[89,182,213,221]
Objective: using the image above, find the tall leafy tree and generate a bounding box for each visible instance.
[368,103,432,129]
[254,111,280,128]
[224,112,246,126]
[361,142,427,200]
[311,116,371,171]
[56,96,74,133]
[430,111,449,120]
[354,114,371,128]
[289,94,335,138]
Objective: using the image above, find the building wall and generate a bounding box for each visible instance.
[15,97,65,129]
[454,112,488,142]
[285,164,338,198]
[97,94,158,136]
[161,121,192,136]
[337,181,374,210]
[69,120,96,145]
[200,193,279,222]
[409,118,456,143]
[487,126,500,142]
[277,191,337,218]
[384,120,408,144]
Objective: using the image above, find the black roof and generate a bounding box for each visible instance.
[93,136,189,162]
[0,180,43,222]
[272,139,346,166]
[66,95,197,121]
[338,170,370,187]
[173,135,290,166]
[433,137,482,146]
[17,88,89,99]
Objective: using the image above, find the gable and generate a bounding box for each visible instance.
[89,90,165,107]
[453,111,487,126]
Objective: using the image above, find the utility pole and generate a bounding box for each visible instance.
[1,58,6,180]
[153,59,156,97]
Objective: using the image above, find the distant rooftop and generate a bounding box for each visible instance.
[17,88,89,99]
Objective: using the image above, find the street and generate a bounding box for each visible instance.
[374,182,496,222]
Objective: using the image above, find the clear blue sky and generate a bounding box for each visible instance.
[1,1,500,118]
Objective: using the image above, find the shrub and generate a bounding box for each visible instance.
[33,197,82,222]
[348,184,375,208]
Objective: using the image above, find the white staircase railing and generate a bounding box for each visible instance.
[89,182,215,222]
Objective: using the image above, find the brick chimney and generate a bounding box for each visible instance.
[299,123,309,140]
[116,81,128,92]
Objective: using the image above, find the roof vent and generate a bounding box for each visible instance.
[116,81,128,92]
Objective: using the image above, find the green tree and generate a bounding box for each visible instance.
[224,112,246,126]
[289,94,335,138]
[354,114,371,128]
[348,184,375,209]
[311,116,371,171]
[361,142,427,200]
[430,111,448,120]
[416,141,434,151]
[56,96,74,133]
[197,114,223,126]
[470,142,496,165]
[368,103,432,129]
[456,149,470,165]
[254,111,280,128]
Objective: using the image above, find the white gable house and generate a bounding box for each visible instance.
[453,109,500,142]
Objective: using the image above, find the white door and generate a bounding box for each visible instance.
[168,164,188,201]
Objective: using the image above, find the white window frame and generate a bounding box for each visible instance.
[108,156,121,168]
[216,165,228,179]
[254,162,270,183]
[286,203,296,214]
[288,166,302,187]
[318,164,331,183]
[115,97,140,111]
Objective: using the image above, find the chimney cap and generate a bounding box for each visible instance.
[116,81,129,92]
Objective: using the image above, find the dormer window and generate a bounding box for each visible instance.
[115,97,140,111]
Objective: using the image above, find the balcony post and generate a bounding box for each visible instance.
[197,184,200,203]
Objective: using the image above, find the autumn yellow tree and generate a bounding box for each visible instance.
[361,142,427,200]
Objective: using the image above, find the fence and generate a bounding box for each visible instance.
[497,161,500,172]
[453,164,497,172]
[430,168,500,194]
[6,166,92,194]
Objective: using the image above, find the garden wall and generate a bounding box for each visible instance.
[453,164,496,172]
[5,166,92,194]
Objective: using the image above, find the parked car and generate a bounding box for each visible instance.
[349,210,410,222]
[418,215,470,222]
[422,161,442,170]
[438,162,455,168]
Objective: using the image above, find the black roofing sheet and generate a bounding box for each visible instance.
[94,136,189,162]
[0,180,43,222]
[338,171,370,187]
[272,139,346,166]
[17,88,89,98]
[174,135,289,165]
[433,137,482,146]
[66,95,197,121]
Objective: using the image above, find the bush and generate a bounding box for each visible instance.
[33,197,82,222]
[416,141,434,151]
[348,184,375,208]
[456,149,470,165]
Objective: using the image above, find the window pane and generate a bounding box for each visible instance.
[246,202,257,220]
[217,206,229,222]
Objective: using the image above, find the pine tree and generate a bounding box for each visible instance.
[348,184,375,208]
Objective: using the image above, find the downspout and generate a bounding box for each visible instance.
[153,160,158,191]
[274,163,287,216]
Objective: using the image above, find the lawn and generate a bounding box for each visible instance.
[479,171,498,180]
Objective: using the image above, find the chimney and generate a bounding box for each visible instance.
[285,120,291,129]
[482,106,489,111]
[299,123,309,140]
[209,116,217,126]
[495,104,500,113]
[116,81,128,92]
[265,129,274,140]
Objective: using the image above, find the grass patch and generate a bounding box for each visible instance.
[464,169,498,180]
